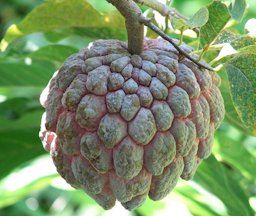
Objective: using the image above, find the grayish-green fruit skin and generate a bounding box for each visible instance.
[39,38,225,210]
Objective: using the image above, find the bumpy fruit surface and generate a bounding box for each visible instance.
[39,38,225,210]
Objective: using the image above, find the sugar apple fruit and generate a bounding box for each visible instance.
[39,38,225,210]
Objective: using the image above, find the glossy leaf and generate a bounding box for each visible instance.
[87,0,115,12]
[0,175,55,208]
[0,97,41,120]
[0,0,125,50]
[28,45,79,63]
[0,111,45,180]
[175,185,226,216]
[214,129,256,180]
[0,59,56,87]
[0,87,42,100]
[137,198,166,216]
[195,155,254,216]
[43,27,126,44]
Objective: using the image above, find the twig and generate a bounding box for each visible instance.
[140,16,213,71]
[107,0,144,54]
[134,0,200,34]
[134,0,188,20]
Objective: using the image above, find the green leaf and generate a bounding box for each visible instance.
[239,45,256,54]
[44,27,126,44]
[0,0,125,50]
[202,47,222,63]
[218,70,253,135]
[0,59,56,87]
[175,185,225,216]
[0,175,56,208]
[28,45,79,63]
[72,27,126,41]
[137,198,165,216]
[214,129,256,180]
[214,30,239,45]
[200,1,231,49]
[229,0,247,22]
[195,155,254,216]
[186,7,209,29]
[171,17,188,30]
[0,87,42,100]
[0,111,45,180]
[0,97,41,120]
[87,0,115,12]
[211,35,256,67]
[230,36,256,50]
[225,54,256,134]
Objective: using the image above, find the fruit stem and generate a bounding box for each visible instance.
[107,0,144,54]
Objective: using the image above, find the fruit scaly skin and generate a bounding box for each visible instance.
[39,38,225,210]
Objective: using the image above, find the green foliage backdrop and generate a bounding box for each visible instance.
[0,0,256,215]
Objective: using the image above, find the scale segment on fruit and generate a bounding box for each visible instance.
[39,0,225,210]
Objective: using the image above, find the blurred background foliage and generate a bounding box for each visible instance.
[0,0,256,215]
